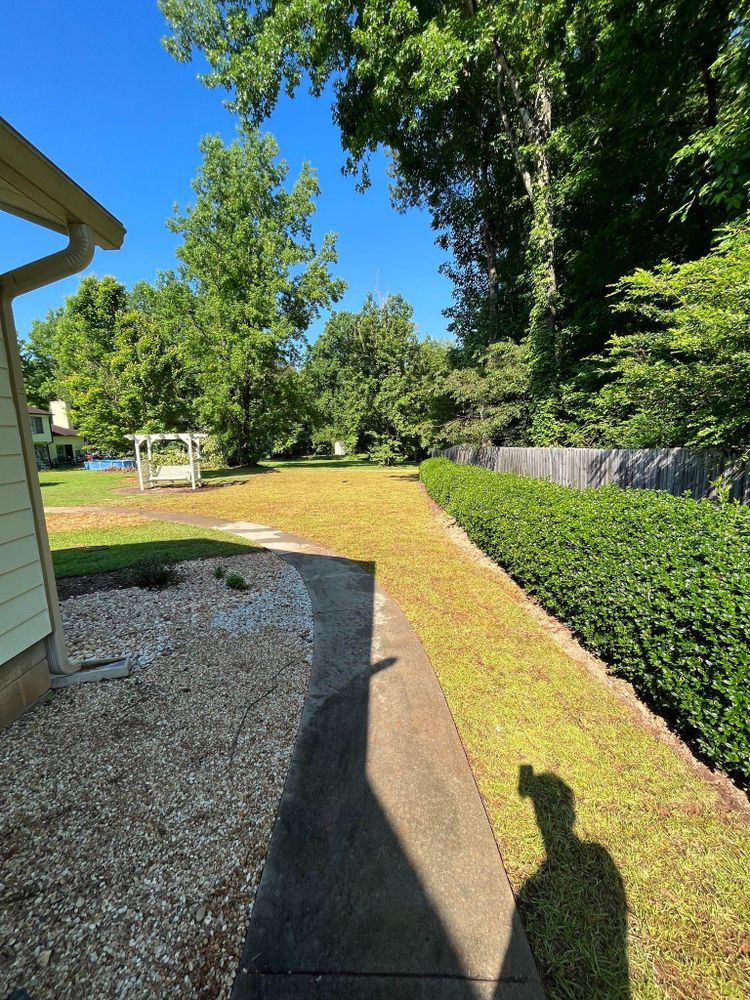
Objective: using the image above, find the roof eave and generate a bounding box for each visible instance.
[0,117,126,251]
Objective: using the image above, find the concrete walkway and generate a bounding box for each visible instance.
[49,507,545,999]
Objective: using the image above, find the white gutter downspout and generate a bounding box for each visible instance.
[0,222,95,298]
[0,223,95,675]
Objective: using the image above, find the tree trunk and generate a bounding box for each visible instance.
[473,109,502,340]
[492,50,559,388]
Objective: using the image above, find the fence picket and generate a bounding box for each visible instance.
[433,445,750,502]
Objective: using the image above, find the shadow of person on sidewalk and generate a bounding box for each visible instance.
[503,766,630,1000]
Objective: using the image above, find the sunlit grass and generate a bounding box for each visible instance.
[44,462,750,998]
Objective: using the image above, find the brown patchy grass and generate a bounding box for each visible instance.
[51,461,750,999]
[45,511,152,534]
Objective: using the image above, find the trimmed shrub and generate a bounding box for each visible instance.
[421,457,750,779]
[124,557,178,589]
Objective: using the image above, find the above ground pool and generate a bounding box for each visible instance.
[84,458,136,471]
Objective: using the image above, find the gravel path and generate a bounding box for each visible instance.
[0,551,313,1000]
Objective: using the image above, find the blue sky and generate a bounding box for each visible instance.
[1,1,454,344]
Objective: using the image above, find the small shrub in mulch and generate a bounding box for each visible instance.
[224,573,248,591]
[124,558,178,590]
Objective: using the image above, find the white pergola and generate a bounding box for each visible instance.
[126,432,208,491]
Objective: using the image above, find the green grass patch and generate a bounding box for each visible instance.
[50,519,255,577]
[39,468,135,506]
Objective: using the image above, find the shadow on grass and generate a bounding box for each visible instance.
[512,765,630,999]
[39,480,62,487]
[52,537,259,578]
[200,465,279,481]
[264,457,374,470]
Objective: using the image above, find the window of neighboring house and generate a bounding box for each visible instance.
[30,416,44,434]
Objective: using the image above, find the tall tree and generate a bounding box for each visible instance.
[305,294,451,462]
[161,0,744,443]
[589,216,750,449]
[442,340,531,446]
[21,313,60,407]
[168,128,346,465]
[28,275,198,450]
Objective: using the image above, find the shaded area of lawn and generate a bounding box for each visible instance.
[100,461,750,1000]
[47,516,256,577]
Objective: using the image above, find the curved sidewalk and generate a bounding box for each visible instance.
[49,507,545,999]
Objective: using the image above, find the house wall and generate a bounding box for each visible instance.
[50,434,84,464]
[0,640,48,729]
[30,413,52,444]
[0,303,56,727]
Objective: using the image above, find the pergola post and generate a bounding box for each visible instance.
[134,437,144,492]
[187,434,197,490]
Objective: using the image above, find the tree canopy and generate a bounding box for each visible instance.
[22,275,196,450]
[304,294,451,462]
[161,0,750,447]
[23,4,750,461]
[168,128,345,464]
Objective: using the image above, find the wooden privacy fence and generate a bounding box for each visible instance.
[433,445,750,502]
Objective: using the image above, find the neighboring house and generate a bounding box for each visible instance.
[0,117,125,728]
[28,400,85,468]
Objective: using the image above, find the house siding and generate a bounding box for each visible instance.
[0,331,52,671]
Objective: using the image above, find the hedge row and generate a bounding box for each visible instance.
[420,457,750,780]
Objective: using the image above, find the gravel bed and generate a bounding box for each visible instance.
[0,551,313,999]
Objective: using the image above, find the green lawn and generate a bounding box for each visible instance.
[47,513,255,577]
[42,463,750,999]
[38,467,135,505]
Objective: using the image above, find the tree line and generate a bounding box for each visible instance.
[23,2,750,461]
[156,0,750,451]
[21,128,453,464]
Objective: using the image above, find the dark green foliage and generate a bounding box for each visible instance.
[20,317,59,408]
[25,275,199,450]
[168,128,345,466]
[124,558,178,589]
[443,340,531,446]
[23,129,341,463]
[421,457,750,779]
[304,295,452,463]
[212,564,226,579]
[224,572,248,591]
[161,0,746,437]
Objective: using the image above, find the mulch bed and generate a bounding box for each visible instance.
[56,570,131,600]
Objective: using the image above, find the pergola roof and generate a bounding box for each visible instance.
[125,433,208,444]
[0,117,125,250]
